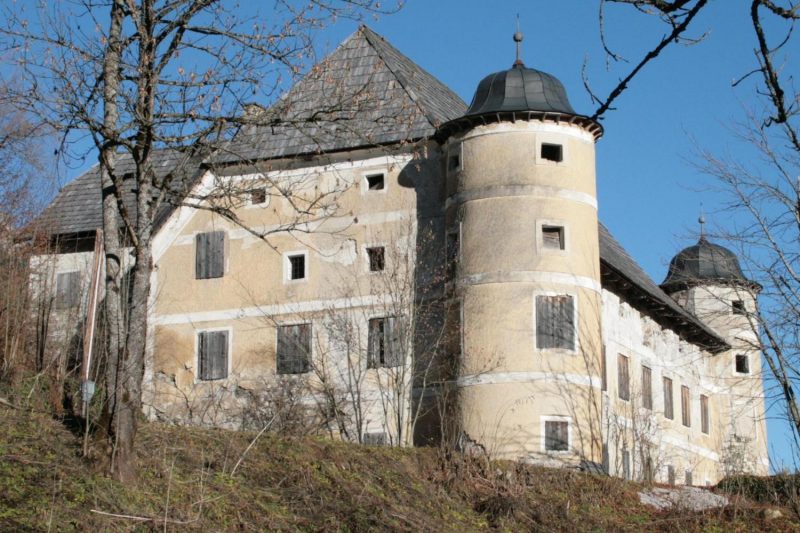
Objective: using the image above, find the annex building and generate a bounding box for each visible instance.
[35,26,768,485]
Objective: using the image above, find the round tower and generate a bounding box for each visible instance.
[661,222,768,474]
[437,35,604,463]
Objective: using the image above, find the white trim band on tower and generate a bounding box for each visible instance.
[445,185,598,210]
[458,271,602,294]
[457,371,601,389]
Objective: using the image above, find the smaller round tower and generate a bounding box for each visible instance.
[661,221,768,474]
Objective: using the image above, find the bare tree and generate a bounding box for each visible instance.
[0,0,398,481]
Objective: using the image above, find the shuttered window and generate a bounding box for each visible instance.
[622,448,631,480]
[681,385,691,427]
[685,470,693,486]
[535,295,575,350]
[700,394,709,434]
[195,231,225,279]
[277,323,311,374]
[667,465,676,486]
[642,366,653,409]
[198,330,228,380]
[544,420,569,451]
[368,317,404,368]
[618,354,630,401]
[55,271,80,309]
[663,377,674,420]
[541,226,564,250]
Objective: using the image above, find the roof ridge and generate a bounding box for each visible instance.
[358,25,439,130]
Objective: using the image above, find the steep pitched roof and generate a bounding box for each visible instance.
[33,149,201,237]
[214,25,467,164]
[598,224,728,353]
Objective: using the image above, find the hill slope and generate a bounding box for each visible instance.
[0,409,794,531]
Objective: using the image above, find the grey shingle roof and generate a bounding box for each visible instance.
[599,223,728,353]
[214,25,467,164]
[34,149,201,237]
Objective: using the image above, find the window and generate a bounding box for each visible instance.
[541,143,563,162]
[363,432,387,446]
[544,420,569,451]
[642,366,653,410]
[368,317,404,368]
[448,154,460,172]
[601,347,607,392]
[535,295,575,350]
[367,246,385,272]
[55,271,80,309]
[366,173,385,191]
[735,354,750,374]
[618,354,630,401]
[621,448,631,480]
[685,470,693,486]
[249,188,267,205]
[287,253,306,281]
[700,394,709,434]
[541,225,565,250]
[198,330,228,381]
[681,385,691,427]
[195,231,225,279]
[277,323,311,374]
[663,377,674,420]
[732,300,746,315]
[667,465,676,486]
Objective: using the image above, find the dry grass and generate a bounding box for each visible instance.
[0,408,796,531]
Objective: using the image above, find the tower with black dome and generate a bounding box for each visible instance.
[661,219,769,473]
[437,32,604,463]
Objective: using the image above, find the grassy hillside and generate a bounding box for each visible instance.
[0,408,796,532]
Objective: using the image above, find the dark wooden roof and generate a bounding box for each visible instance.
[599,223,728,353]
[214,25,467,164]
[33,149,201,237]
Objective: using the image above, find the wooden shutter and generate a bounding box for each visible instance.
[367,318,383,368]
[55,271,80,309]
[663,377,674,419]
[681,385,691,427]
[386,316,404,367]
[536,296,555,349]
[667,465,676,486]
[555,296,574,350]
[618,354,630,401]
[196,231,224,279]
[199,330,228,380]
[700,394,709,434]
[277,324,311,374]
[642,366,652,409]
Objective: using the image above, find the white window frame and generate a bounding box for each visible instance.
[541,415,572,454]
[283,250,309,284]
[194,326,233,383]
[360,169,389,195]
[535,133,569,166]
[363,243,387,273]
[532,290,579,354]
[536,219,569,255]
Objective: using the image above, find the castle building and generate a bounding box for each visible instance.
[35,26,768,484]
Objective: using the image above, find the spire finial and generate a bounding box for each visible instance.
[513,15,524,68]
[698,204,706,242]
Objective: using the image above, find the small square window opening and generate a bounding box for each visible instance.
[732,300,746,315]
[541,143,563,163]
[249,188,267,205]
[367,246,385,272]
[735,354,750,374]
[366,173,385,190]
[542,225,565,250]
[288,254,305,280]
[448,154,460,172]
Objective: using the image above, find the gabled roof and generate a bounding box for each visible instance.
[214,25,467,164]
[599,224,728,353]
[33,149,201,237]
